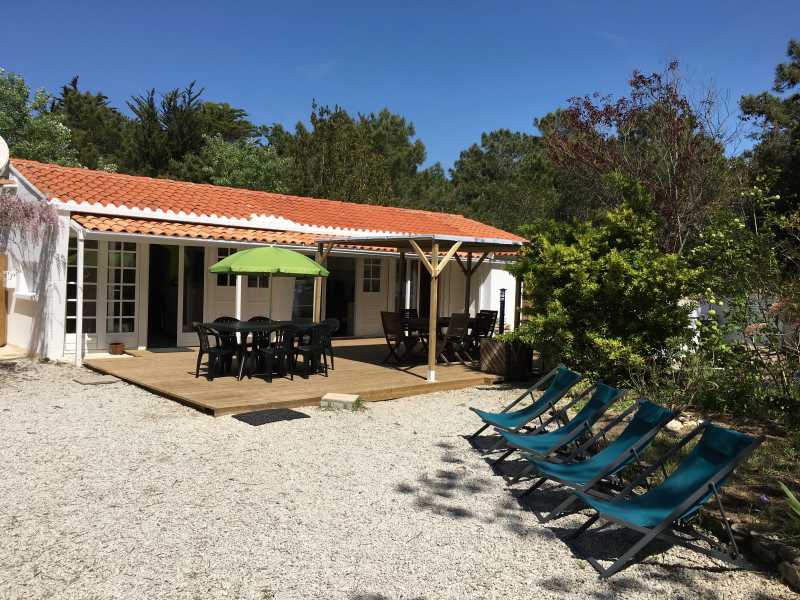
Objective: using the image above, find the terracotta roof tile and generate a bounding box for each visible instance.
[14,158,523,242]
[71,214,396,253]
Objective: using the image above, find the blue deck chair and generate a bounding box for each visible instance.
[520,399,677,521]
[468,366,582,444]
[568,422,764,578]
[493,382,625,472]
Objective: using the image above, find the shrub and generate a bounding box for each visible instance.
[509,176,699,384]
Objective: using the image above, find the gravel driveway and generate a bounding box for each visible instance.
[0,360,791,599]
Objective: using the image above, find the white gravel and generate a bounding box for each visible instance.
[0,359,792,599]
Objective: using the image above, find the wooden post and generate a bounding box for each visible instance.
[313,243,324,322]
[464,252,472,315]
[398,250,406,310]
[312,242,333,323]
[74,231,85,366]
[427,242,439,383]
[513,274,522,330]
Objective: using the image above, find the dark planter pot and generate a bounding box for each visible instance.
[479,338,532,379]
[109,342,125,355]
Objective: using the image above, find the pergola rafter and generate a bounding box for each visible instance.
[312,234,524,383]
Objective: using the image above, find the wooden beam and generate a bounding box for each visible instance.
[464,252,472,314]
[454,253,468,275]
[434,241,462,277]
[427,242,439,382]
[322,242,335,261]
[409,239,433,276]
[313,242,325,322]
[398,250,406,310]
[514,273,522,330]
[472,251,489,272]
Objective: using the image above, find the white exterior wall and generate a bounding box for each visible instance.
[4,178,69,359]
[353,256,391,336]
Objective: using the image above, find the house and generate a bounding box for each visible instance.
[0,150,524,363]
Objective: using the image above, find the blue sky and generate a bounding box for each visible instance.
[4,1,798,169]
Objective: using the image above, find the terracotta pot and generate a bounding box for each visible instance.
[109,342,125,355]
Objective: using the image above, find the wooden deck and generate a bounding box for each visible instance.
[84,338,498,417]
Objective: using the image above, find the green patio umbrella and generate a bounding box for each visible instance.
[209,246,329,318]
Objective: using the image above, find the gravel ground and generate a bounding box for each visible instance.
[0,359,792,600]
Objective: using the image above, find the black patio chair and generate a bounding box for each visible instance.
[321,317,340,369]
[439,313,473,364]
[237,318,274,380]
[213,315,241,372]
[193,323,235,380]
[294,323,329,378]
[381,311,419,363]
[250,324,297,382]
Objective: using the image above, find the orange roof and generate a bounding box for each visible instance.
[72,214,318,246]
[13,159,524,241]
[71,214,398,253]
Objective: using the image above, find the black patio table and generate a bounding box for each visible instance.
[202,320,316,380]
[202,319,311,335]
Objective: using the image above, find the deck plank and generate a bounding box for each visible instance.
[84,338,497,416]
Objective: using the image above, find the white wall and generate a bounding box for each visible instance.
[354,256,391,336]
[4,177,69,359]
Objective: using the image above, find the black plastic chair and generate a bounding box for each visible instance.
[213,316,241,371]
[321,317,340,369]
[251,325,297,382]
[294,324,329,378]
[193,323,235,380]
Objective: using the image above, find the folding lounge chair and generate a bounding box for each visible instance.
[568,422,764,578]
[493,382,625,471]
[468,366,582,442]
[519,399,677,522]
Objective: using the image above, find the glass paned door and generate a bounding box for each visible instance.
[182,246,205,334]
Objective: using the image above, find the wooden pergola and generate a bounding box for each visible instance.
[312,234,524,383]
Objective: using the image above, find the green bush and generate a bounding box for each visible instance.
[508,176,699,384]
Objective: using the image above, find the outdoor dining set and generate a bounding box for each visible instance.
[380,308,498,365]
[193,317,339,382]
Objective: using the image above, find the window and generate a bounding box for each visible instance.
[106,242,137,333]
[292,278,314,320]
[247,275,269,288]
[216,247,237,286]
[65,238,99,334]
[363,258,382,293]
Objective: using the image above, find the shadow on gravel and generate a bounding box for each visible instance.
[394,441,555,538]
[232,408,311,426]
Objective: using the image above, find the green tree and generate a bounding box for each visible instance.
[740,39,800,217]
[198,102,257,142]
[540,62,732,253]
[276,102,428,205]
[509,176,699,383]
[168,134,289,192]
[0,69,79,166]
[51,76,128,170]
[450,129,558,233]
